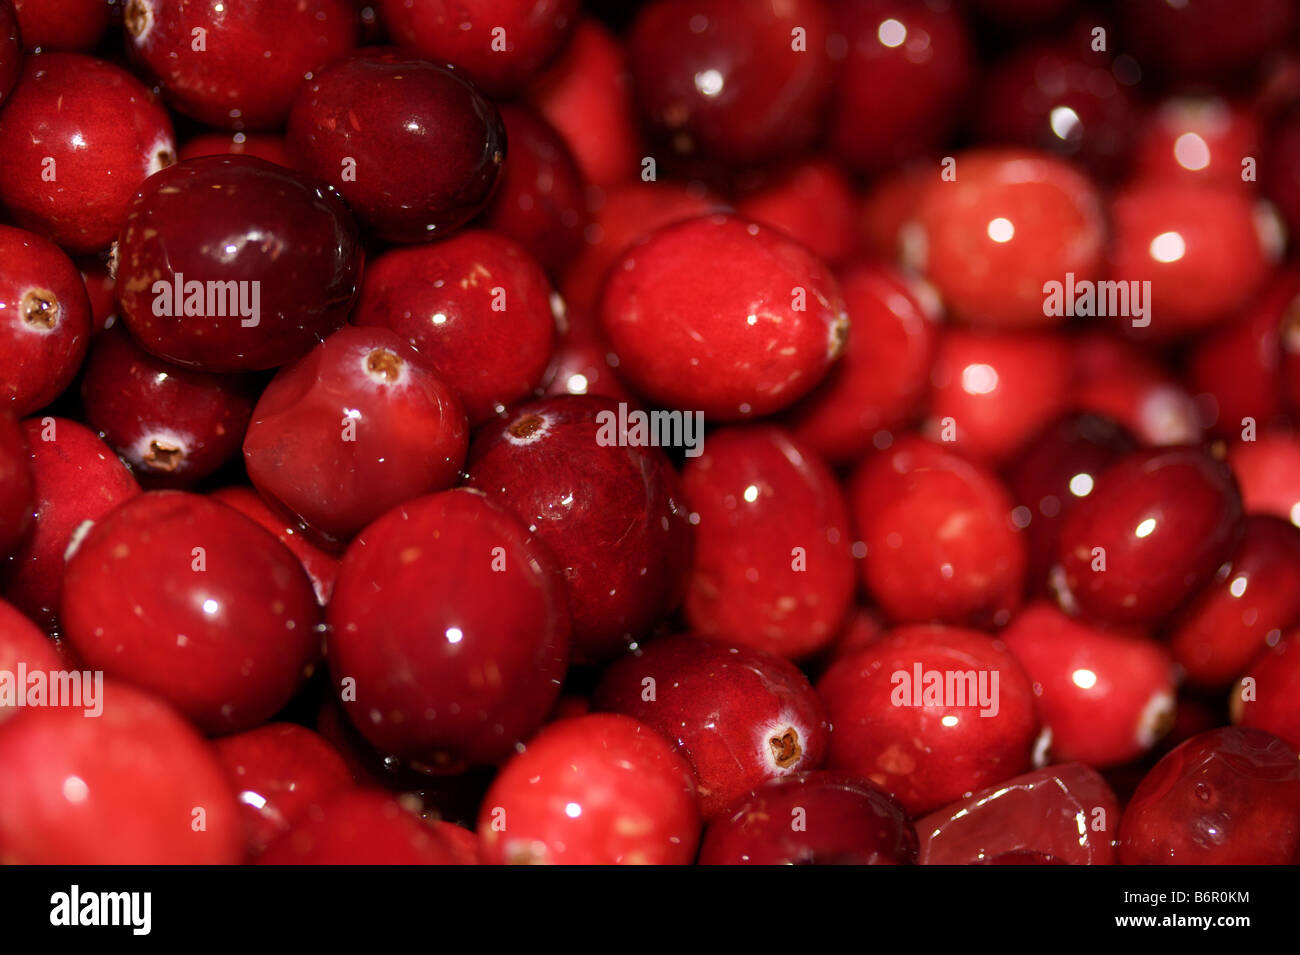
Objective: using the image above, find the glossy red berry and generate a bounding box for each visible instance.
[1118,727,1300,864]
[593,634,830,819]
[734,158,857,268]
[0,53,174,254]
[1132,97,1261,191]
[376,0,579,97]
[465,396,691,663]
[0,597,60,724]
[61,491,323,733]
[698,771,917,865]
[214,722,354,856]
[12,0,111,52]
[627,0,832,167]
[243,326,469,546]
[210,486,339,606]
[916,763,1120,865]
[124,0,358,129]
[680,425,854,659]
[81,324,257,486]
[1050,447,1243,626]
[0,412,33,557]
[600,214,848,419]
[1234,631,1300,750]
[0,225,93,416]
[478,714,700,865]
[353,230,558,426]
[78,257,117,335]
[115,155,362,372]
[903,148,1106,330]
[1001,601,1175,767]
[1227,431,1300,526]
[326,489,570,768]
[178,131,296,169]
[1070,331,1203,446]
[0,681,244,864]
[847,436,1027,627]
[539,307,637,404]
[287,50,506,242]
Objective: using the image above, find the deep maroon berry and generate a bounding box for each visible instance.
[0,411,33,557]
[115,155,362,372]
[60,491,324,734]
[326,489,571,768]
[594,634,830,819]
[287,51,506,242]
[11,0,110,52]
[0,0,21,107]
[465,396,691,663]
[243,326,469,547]
[1119,0,1295,82]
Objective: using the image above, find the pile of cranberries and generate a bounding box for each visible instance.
[3,0,1300,867]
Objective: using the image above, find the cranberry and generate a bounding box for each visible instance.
[78,257,116,335]
[0,54,175,254]
[1001,601,1175,767]
[81,325,256,486]
[11,0,110,52]
[61,491,323,733]
[210,486,340,606]
[817,625,1040,816]
[115,155,362,372]
[481,105,587,276]
[1119,0,1295,82]
[0,412,33,557]
[1006,412,1137,589]
[783,263,939,465]
[1133,98,1261,191]
[0,681,244,864]
[734,159,857,268]
[243,326,468,546]
[375,0,579,97]
[903,148,1106,329]
[1234,631,1300,750]
[698,771,917,865]
[1107,182,1279,340]
[1170,516,1300,689]
[0,225,93,416]
[916,763,1120,865]
[539,306,637,404]
[0,0,19,107]
[326,489,570,767]
[1118,727,1300,864]
[287,51,505,243]
[464,396,690,663]
[829,0,975,176]
[0,596,61,724]
[179,131,296,169]
[976,41,1137,182]
[856,164,929,262]
[1227,431,1300,526]
[477,713,699,865]
[679,425,853,659]
[825,606,887,664]
[353,230,557,425]
[593,634,830,818]
[1264,108,1300,239]
[1050,446,1243,626]
[627,0,832,167]
[924,329,1072,465]
[1069,330,1203,446]
[527,18,642,189]
[259,789,473,865]
[1,417,139,632]
[600,214,848,419]
[124,0,358,129]
[214,722,354,855]
[847,436,1027,627]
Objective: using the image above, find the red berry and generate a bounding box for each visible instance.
[0,596,60,725]
[1050,446,1243,626]
[0,225,93,416]
[0,681,244,864]
[11,0,110,52]
[243,326,469,546]
[698,771,917,865]
[600,214,848,419]
[856,164,928,261]
[1227,431,1300,526]
[80,324,257,486]
[0,0,18,107]
[77,257,117,335]
[287,50,505,242]
[1119,0,1295,82]
[465,396,691,663]
[593,634,830,819]
[680,425,854,659]
[478,714,700,865]
[60,491,323,733]
[115,155,362,372]
[1133,97,1261,191]
[1069,330,1203,446]
[0,411,34,558]
[214,722,354,856]
[916,763,1120,865]
[326,489,570,768]
[847,436,1027,627]
[0,54,174,254]
[1233,631,1300,750]
[178,131,297,169]
[539,307,637,404]
[352,230,559,425]
[124,0,358,129]
[1118,727,1300,864]
[734,158,858,268]
[817,625,1040,816]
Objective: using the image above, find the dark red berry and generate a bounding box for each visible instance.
[0,411,34,558]
[11,0,110,52]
